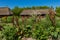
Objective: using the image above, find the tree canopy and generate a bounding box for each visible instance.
[56,7,60,13]
[55,7,60,16]
[12,6,23,16]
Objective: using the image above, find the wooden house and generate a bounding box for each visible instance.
[20,9,49,18]
[0,7,13,18]
[20,9,56,22]
[20,9,56,17]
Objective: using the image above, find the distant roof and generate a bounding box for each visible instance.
[20,9,49,15]
[0,7,13,15]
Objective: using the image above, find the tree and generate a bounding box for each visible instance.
[31,6,50,9]
[55,7,60,16]
[56,7,60,13]
[39,6,50,9]
[31,6,36,9]
[24,7,31,9]
[12,6,23,16]
[12,6,23,28]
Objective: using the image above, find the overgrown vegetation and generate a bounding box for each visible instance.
[0,6,60,40]
[0,14,60,40]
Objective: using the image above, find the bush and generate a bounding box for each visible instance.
[7,16,12,23]
[2,24,17,40]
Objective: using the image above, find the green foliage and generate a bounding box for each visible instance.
[24,6,49,9]
[56,7,60,13]
[55,16,60,27]
[1,16,12,23]
[56,7,60,16]
[0,14,60,40]
[32,15,51,40]
[0,31,4,40]
[7,16,12,23]
[1,17,7,22]
[34,6,49,9]
[12,6,23,16]
[2,24,17,40]
[1,6,60,40]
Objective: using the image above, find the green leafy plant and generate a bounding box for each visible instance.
[2,24,17,40]
[0,14,60,40]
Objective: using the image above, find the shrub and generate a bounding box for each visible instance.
[2,24,17,40]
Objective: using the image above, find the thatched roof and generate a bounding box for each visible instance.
[20,9,49,16]
[0,7,13,15]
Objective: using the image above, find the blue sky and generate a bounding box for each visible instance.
[0,0,60,9]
